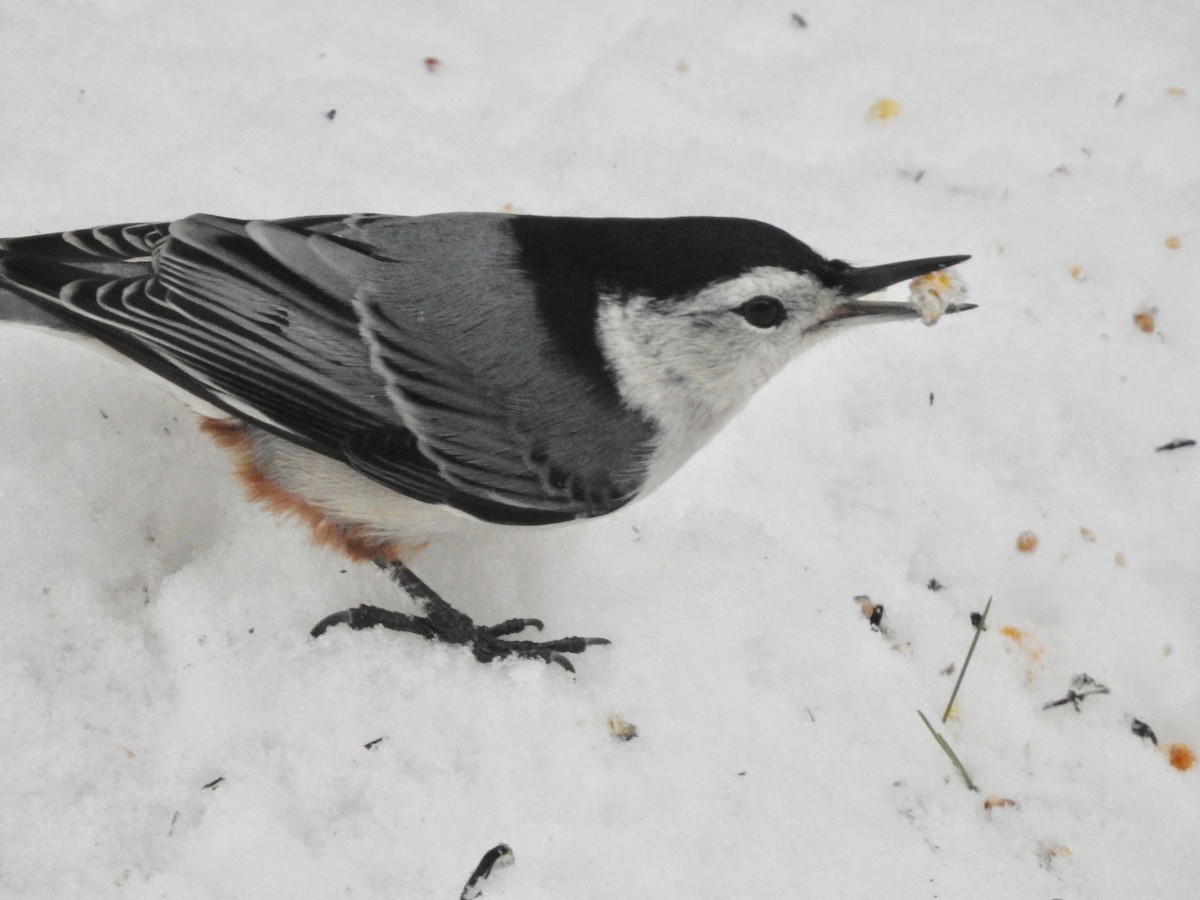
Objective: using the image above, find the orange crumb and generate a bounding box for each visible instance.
[1000,625,1045,679]
[1166,86,1187,97]
[1165,235,1182,249]
[1040,844,1072,865]
[1166,743,1195,772]
[984,795,1016,810]
[1133,309,1156,333]
[1016,531,1039,553]
[867,98,901,121]
[1069,265,1083,279]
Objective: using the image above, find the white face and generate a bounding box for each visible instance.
[596,264,848,492]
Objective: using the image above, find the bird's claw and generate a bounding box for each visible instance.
[468,624,611,672]
[310,604,435,640]
[311,562,610,672]
[313,602,608,672]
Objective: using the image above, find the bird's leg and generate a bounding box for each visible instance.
[310,561,610,672]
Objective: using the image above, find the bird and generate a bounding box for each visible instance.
[0,212,972,670]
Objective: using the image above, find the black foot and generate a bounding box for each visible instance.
[311,562,610,673]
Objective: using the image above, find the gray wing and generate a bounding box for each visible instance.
[0,213,652,524]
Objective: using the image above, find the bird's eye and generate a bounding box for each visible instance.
[736,296,787,329]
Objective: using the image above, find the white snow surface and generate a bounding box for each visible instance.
[1,2,1198,898]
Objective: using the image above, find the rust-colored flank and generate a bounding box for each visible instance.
[199,417,425,563]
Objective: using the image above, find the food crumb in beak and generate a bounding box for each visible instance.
[908,268,969,326]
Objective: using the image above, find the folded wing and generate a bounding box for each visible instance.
[0,213,651,524]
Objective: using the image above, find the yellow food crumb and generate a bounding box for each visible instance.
[1079,526,1096,543]
[1166,86,1187,97]
[984,796,1017,810]
[907,268,968,325]
[913,271,951,292]
[1069,265,1084,279]
[607,714,639,741]
[867,98,901,121]
[1133,309,1156,333]
[1165,235,1182,249]
[1016,531,1039,553]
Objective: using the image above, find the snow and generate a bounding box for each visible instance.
[1,1,1198,897]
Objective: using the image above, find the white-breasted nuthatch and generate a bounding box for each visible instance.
[0,213,972,669]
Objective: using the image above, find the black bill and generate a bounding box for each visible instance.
[820,253,976,325]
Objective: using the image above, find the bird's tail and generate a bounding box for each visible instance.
[0,286,77,331]
[0,221,166,333]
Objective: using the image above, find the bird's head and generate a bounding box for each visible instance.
[511,215,972,492]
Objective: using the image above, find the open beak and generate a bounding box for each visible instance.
[821,254,976,324]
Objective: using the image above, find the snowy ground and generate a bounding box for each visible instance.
[1,2,1198,898]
